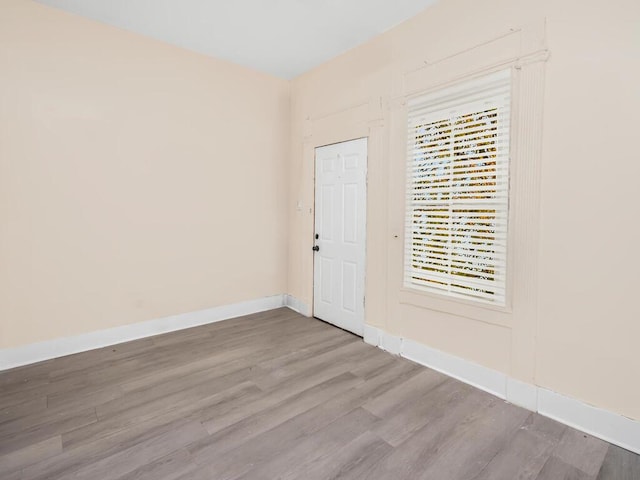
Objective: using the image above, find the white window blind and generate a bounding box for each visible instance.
[404,70,511,305]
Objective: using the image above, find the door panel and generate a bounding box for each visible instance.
[343,183,358,244]
[313,138,367,336]
[320,257,333,303]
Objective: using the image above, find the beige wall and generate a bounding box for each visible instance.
[0,0,290,348]
[287,0,640,421]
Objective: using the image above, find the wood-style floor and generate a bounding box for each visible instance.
[1,308,638,480]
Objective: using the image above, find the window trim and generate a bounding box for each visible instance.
[403,69,513,309]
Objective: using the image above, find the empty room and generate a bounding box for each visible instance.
[1,0,639,478]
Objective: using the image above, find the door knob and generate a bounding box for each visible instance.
[312,245,320,252]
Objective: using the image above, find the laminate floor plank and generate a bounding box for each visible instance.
[62,381,261,450]
[46,310,303,383]
[116,448,198,480]
[0,436,61,477]
[0,397,48,425]
[47,383,124,411]
[0,406,97,456]
[370,378,478,447]
[472,414,566,480]
[552,428,610,476]
[196,352,422,469]
[96,359,264,420]
[65,421,207,480]
[4,470,23,480]
[0,388,49,411]
[414,405,537,480]
[359,393,530,480]
[237,408,384,479]
[22,416,206,480]
[190,372,361,459]
[275,430,393,480]
[195,352,383,435]
[0,361,55,388]
[199,407,381,480]
[0,371,50,396]
[0,309,635,480]
[46,338,156,380]
[117,325,346,397]
[596,444,640,480]
[536,456,595,480]
[361,367,447,418]
[252,339,374,390]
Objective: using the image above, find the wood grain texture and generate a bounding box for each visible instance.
[0,308,637,480]
[597,444,640,480]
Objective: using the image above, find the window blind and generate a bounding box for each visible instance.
[404,70,511,305]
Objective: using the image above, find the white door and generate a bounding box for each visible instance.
[313,138,367,336]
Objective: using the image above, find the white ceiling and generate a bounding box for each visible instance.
[35,0,438,79]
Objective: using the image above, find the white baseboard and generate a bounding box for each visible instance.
[380,333,403,355]
[0,294,286,371]
[363,324,640,454]
[363,324,381,347]
[403,337,507,399]
[284,294,312,317]
[507,377,539,412]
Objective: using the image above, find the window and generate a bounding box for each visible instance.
[404,70,511,305]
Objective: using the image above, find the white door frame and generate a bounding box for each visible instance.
[312,137,367,336]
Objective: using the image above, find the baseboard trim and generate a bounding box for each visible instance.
[363,324,381,347]
[403,337,507,399]
[507,377,539,412]
[0,294,286,371]
[363,324,640,454]
[284,294,312,317]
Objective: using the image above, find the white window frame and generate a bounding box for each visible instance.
[403,70,511,307]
